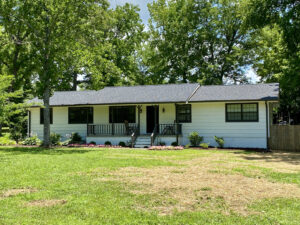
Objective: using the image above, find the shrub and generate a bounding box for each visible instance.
[22,136,41,146]
[214,136,224,148]
[119,141,126,147]
[105,141,111,146]
[200,143,209,149]
[171,141,178,146]
[50,133,61,146]
[61,139,71,146]
[0,133,16,146]
[70,132,82,144]
[188,132,203,146]
[126,140,133,147]
[159,141,166,146]
[185,144,191,149]
[89,141,96,145]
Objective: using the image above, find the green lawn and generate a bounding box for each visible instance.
[0,147,300,225]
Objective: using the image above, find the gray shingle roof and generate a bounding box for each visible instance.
[29,83,199,106]
[189,83,279,102]
[29,83,279,106]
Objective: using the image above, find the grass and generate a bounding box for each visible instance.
[0,147,299,224]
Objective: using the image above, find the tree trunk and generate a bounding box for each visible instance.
[42,84,51,148]
[72,71,78,91]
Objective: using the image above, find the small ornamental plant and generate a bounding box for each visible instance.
[214,136,225,148]
[200,143,209,149]
[188,132,203,146]
[104,141,112,146]
[119,141,126,147]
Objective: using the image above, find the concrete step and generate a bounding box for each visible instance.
[134,136,152,148]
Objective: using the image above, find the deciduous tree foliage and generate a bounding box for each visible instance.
[143,0,255,84]
[1,0,111,147]
[82,3,146,89]
[247,0,300,121]
[0,74,25,142]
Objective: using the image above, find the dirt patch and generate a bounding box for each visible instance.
[26,199,67,207]
[91,151,300,215]
[0,188,37,199]
[98,163,300,215]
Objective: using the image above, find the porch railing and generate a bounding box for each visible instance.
[151,123,182,146]
[157,123,182,136]
[87,123,138,136]
[131,125,140,148]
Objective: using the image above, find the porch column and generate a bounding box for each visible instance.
[137,105,141,134]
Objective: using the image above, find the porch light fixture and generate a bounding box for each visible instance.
[162,108,165,113]
[138,106,142,113]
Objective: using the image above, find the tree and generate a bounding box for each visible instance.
[80,3,146,90]
[143,0,254,84]
[0,2,34,92]
[0,74,25,142]
[0,2,36,137]
[2,0,110,147]
[108,3,145,86]
[53,3,146,91]
[246,0,300,122]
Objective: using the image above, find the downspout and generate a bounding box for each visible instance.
[265,101,269,151]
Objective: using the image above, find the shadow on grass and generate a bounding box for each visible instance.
[0,146,102,155]
[233,151,300,165]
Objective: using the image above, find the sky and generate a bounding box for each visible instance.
[109,0,259,83]
[109,0,152,24]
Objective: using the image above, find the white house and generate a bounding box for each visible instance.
[28,83,279,148]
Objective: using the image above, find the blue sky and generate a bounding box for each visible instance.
[109,0,153,24]
[109,0,259,83]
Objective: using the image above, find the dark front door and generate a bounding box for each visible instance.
[146,106,159,133]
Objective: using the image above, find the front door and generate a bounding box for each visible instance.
[146,106,159,133]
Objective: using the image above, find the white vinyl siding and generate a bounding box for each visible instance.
[29,101,267,148]
[181,102,267,148]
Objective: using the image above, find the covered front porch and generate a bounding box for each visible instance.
[86,104,185,146]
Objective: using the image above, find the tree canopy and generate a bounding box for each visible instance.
[0,0,299,146]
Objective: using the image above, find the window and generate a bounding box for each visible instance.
[176,104,191,123]
[40,108,53,124]
[226,103,258,122]
[109,106,136,123]
[68,107,93,124]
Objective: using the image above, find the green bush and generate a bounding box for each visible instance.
[89,141,96,145]
[185,144,191,149]
[200,143,209,149]
[105,141,111,146]
[214,136,224,148]
[118,141,126,147]
[50,133,61,146]
[159,141,166,146]
[61,139,71,146]
[188,132,203,146]
[171,141,178,146]
[70,132,82,144]
[0,133,16,146]
[22,136,41,146]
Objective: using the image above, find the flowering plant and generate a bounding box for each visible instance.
[68,144,124,148]
[148,146,184,150]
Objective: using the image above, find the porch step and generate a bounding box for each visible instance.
[134,136,151,148]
